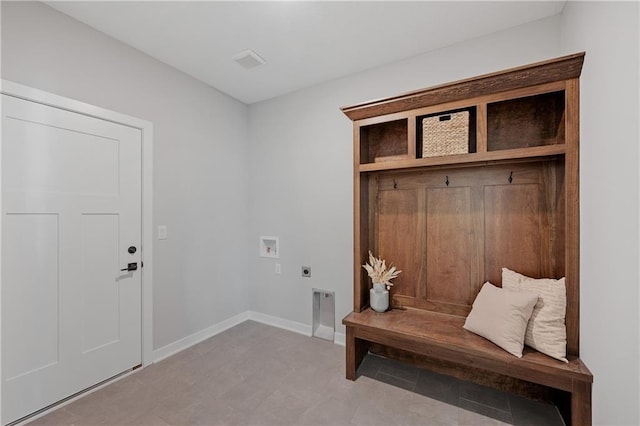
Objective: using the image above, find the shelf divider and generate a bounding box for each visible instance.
[477,103,488,154]
[408,115,416,159]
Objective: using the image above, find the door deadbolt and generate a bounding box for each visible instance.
[128,246,137,254]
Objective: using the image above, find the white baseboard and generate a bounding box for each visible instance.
[153,310,345,364]
[247,311,312,336]
[248,311,346,346]
[153,311,249,362]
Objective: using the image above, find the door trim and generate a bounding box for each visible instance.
[0,79,154,418]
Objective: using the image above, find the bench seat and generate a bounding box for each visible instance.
[343,308,592,425]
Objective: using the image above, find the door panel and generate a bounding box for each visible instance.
[2,94,142,424]
[3,116,120,195]
[3,213,60,381]
[80,213,120,354]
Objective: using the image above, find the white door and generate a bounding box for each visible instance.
[1,94,142,424]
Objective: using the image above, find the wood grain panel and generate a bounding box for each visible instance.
[425,187,475,308]
[354,172,372,312]
[542,160,566,279]
[564,78,580,357]
[484,183,543,285]
[377,188,425,302]
[476,103,488,153]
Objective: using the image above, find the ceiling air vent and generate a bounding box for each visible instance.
[232,49,266,70]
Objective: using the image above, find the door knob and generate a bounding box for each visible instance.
[121,262,138,272]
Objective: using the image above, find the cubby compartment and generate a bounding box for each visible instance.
[359,118,408,164]
[487,91,565,151]
[417,107,476,158]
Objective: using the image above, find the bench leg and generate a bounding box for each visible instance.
[571,380,592,426]
[345,326,367,380]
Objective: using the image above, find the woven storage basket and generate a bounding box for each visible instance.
[422,111,469,158]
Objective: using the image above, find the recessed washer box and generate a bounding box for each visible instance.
[259,236,279,258]
[312,289,335,342]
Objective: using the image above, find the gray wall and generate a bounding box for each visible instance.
[247,5,640,422]
[1,1,251,350]
[560,2,639,424]
[2,1,639,423]
[247,15,562,340]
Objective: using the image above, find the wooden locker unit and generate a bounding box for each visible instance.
[342,53,593,426]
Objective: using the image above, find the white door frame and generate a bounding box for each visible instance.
[0,79,154,420]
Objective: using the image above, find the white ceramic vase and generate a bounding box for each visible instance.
[370,282,389,313]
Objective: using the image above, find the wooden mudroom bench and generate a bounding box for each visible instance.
[343,308,592,425]
[340,52,593,426]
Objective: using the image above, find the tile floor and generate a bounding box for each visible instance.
[27,321,564,425]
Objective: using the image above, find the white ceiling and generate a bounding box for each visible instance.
[46,1,566,104]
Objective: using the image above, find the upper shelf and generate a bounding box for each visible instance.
[358,86,568,172]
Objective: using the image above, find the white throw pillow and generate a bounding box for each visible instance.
[502,268,568,363]
[463,282,538,358]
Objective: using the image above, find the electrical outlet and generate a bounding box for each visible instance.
[302,266,311,278]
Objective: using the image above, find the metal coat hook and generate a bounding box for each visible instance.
[508,171,513,184]
[445,176,450,186]
[393,179,398,189]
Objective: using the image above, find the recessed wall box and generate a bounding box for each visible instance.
[259,236,279,258]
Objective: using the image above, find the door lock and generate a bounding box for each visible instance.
[121,262,138,272]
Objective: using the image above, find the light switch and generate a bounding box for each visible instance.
[275,263,281,274]
[158,225,168,240]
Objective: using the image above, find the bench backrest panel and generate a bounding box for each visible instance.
[371,161,565,317]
